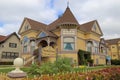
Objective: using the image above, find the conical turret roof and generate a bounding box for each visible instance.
[48,7,79,31]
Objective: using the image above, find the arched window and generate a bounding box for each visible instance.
[23,36,29,45]
[39,32,46,38]
[87,41,93,52]
[63,37,75,50]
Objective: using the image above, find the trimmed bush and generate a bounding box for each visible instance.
[111,59,120,65]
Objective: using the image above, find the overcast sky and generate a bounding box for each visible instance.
[0,0,120,39]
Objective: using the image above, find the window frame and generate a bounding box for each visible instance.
[39,32,47,38]
[63,37,75,51]
[9,43,17,48]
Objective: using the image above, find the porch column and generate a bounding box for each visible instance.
[38,46,42,63]
[47,37,50,46]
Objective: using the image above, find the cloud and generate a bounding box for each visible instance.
[0,0,120,39]
[0,23,20,35]
[103,34,120,39]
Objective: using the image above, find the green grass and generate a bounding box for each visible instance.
[73,65,111,73]
[0,68,15,73]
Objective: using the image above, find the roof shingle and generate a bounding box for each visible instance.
[0,32,19,44]
[0,35,7,42]
[48,7,79,31]
[105,38,120,45]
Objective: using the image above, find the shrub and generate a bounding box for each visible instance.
[28,57,73,75]
[111,59,120,65]
[54,57,73,72]
[28,63,40,75]
[39,62,55,75]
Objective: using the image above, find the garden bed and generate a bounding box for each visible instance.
[0,66,120,80]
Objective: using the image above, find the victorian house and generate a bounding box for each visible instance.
[18,7,107,65]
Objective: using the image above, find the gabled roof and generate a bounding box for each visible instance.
[0,35,7,42]
[48,7,79,31]
[105,38,120,45]
[0,32,20,44]
[26,18,47,30]
[80,20,95,32]
[80,20,103,36]
[18,18,47,34]
[45,30,58,38]
[18,17,58,38]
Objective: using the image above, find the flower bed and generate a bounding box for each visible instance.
[26,67,120,80]
[0,67,120,80]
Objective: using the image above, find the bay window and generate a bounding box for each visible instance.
[63,37,75,51]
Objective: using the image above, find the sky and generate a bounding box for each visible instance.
[0,0,120,39]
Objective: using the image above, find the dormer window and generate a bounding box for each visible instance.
[39,32,46,38]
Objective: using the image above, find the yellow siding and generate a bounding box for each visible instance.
[53,29,61,36]
[85,34,100,41]
[77,31,85,39]
[21,30,38,40]
[110,45,117,52]
[77,38,86,50]
[58,53,78,63]
[92,22,102,35]
[19,22,106,65]
[19,20,31,34]
[57,38,61,52]
[91,55,106,65]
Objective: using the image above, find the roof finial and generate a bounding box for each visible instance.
[67,0,69,7]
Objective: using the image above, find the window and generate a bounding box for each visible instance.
[25,25,29,31]
[0,45,4,48]
[31,41,35,53]
[39,32,46,38]
[113,55,116,57]
[2,52,7,58]
[22,36,29,53]
[23,46,27,53]
[63,37,75,50]
[94,42,98,53]
[9,43,17,48]
[1,52,19,59]
[23,36,29,44]
[112,46,115,48]
[87,41,93,52]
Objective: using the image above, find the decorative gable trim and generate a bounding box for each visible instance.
[18,18,31,35]
[91,21,103,36]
